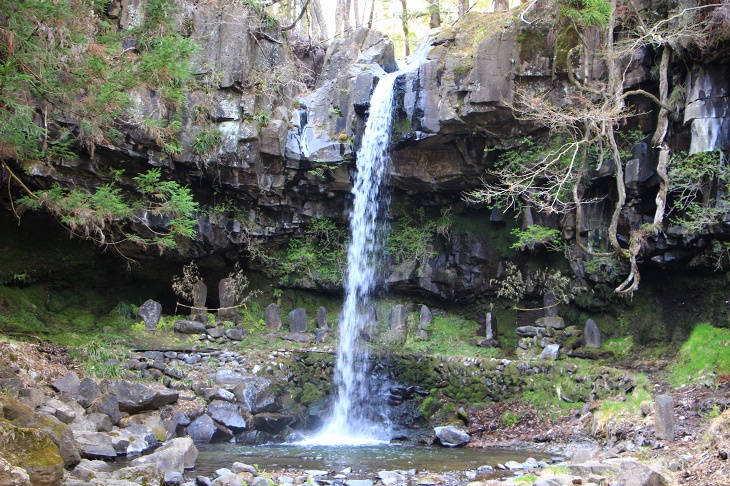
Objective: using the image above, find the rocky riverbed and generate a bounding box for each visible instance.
[0,338,728,486]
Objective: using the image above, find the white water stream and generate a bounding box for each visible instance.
[306,72,400,445]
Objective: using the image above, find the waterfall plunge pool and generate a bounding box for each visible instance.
[192,442,549,477]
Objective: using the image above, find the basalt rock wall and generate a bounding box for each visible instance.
[3,0,730,301]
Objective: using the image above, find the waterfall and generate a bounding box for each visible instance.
[309,71,399,445]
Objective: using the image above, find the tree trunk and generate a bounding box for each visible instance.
[343,0,352,34]
[335,0,344,36]
[400,0,410,56]
[651,46,672,228]
[458,0,468,16]
[353,0,361,27]
[311,0,328,40]
[428,0,440,28]
[367,0,375,28]
[494,0,508,11]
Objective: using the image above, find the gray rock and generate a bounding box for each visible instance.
[187,414,217,443]
[231,462,258,474]
[316,306,328,329]
[130,437,198,475]
[252,412,297,434]
[14,412,81,467]
[207,388,236,402]
[434,425,470,447]
[87,413,113,432]
[74,431,118,459]
[18,387,45,409]
[419,305,433,330]
[215,369,246,386]
[0,456,30,485]
[225,328,247,341]
[289,308,307,333]
[77,377,102,408]
[540,344,561,360]
[391,304,406,330]
[138,299,162,330]
[233,377,280,414]
[208,400,247,429]
[615,458,668,486]
[504,460,523,470]
[206,327,225,339]
[535,316,566,329]
[52,371,81,394]
[282,332,311,343]
[415,329,429,341]
[516,326,540,337]
[174,320,207,334]
[314,328,331,343]
[40,397,77,424]
[485,312,498,341]
[265,303,282,331]
[571,448,595,464]
[584,319,602,348]
[346,481,374,486]
[106,380,179,413]
[165,471,185,485]
[655,395,675,441]
[87,393,122,424]
[0,377,22,394]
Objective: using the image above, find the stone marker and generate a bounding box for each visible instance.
[289,308,307,333]
[415,329,429,341]
[544,291,559,317]
[391,305,406,330]
[174,320,206,334]
[316,306,328,329]
[478,312,499,347]
[192,281,207,324]
[138,299,162,330]
[584,318,602,348]
[655,394,675,440]
[265,304,281,331]
[419,305,433,330]
[218,278,238,324]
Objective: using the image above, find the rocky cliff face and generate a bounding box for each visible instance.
[4,0,730,301]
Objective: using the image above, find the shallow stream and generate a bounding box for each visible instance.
[193,443,546,477]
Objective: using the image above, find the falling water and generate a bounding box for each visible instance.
[309,72,399,445]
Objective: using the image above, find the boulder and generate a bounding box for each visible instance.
[208,400,247,429]
[174,320,207,334]
[288,308,307,333]
[87,393,122,424]
[225,328,247,341]
[187,414,217,443]
[265,303,282,331]
[138,299,162,330]
[106,380,179,413]
[14,412,81,467]
[130,437,198,475]
[233,377,280,414]
[51,371,80,395]
[615,459,668,486]
[76,378,102,408]
[18,388,46,410]
[314,328,332,343]
[39,397,77,424]
[282,332,311,343]
[0,420,63,485]
[0,457,30,486]
[434,425,470,447]
[654,395,675,441]
[74,431,118,459]
[252,413,297,435]
[516,326,540,337]
[535,316,566,329]
[207,326,225,339]
[539,344,561,360]
[215,369,246,387]
[70,459,110,481]
[584,319,602,348]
